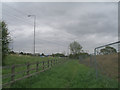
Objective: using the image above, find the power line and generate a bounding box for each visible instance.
[3,3,44,24]
[3,3,30,16]
[2,4,34,25]
[3,3,43,17]
[3,11,33,25]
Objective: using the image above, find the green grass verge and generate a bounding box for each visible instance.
[4,54,58,65]
[9,60,118,88]
[2,54,65,85]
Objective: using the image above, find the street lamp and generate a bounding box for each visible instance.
[28,15,36,55]
[10,35,16,51]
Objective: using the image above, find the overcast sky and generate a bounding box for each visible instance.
[2,2,118,55]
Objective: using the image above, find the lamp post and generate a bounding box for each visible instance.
[11,35,16,51]
[28,15,36,55]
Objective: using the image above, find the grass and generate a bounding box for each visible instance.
[80,54,118,79]
[2,54,118,88]
[3,54,61,75]
[4,54,58,65]
[10,60,118,88]
[2,54,64,85]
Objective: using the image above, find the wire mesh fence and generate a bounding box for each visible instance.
[79,41,119,81]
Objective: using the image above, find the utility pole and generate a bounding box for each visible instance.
[28,15,36,55]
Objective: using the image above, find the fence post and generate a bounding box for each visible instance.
[54,60,55,65]
[48,60,49,68]
[11,65,15,82]
[51,60,52,67]
[90,55,92,66]
[36,61,39,72]
[94,48,98,78]
[43,61,44,70]
[27,62,30,75]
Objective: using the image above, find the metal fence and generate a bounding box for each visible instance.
[79,41,120,81]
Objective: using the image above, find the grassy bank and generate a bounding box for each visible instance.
[2,55,118,88]
[10,60,118,88]
[4,54,58,66]
[2,54,65,85]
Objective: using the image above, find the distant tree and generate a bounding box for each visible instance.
[9,51,15,54]
[100,46,117,55]
[69,41,82,55]
[52,53,65,57]
[20,52,23,55]
[26,53,32,56]
[41,53,44,56]
[23,53,27,55]
[1,21,11,66]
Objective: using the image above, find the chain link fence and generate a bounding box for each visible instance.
[79,41,120,81]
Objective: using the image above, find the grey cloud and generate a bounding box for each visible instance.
[3,2,118,54]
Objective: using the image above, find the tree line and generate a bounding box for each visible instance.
[9,51,66,57]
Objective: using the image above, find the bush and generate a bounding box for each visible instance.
[69,53,89,59]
